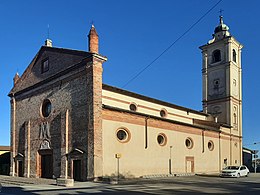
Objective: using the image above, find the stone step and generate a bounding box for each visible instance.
[0,180,27,186]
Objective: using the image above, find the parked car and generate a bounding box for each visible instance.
[220,165,249,177]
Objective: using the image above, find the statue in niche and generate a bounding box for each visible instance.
[40,139,51,150]
[39,122,50,139]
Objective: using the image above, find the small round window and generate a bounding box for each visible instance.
[157,133,167,146]
[129,103,137,111]
[116,128,130,143]
[208,140,214,151]
[41,99,52,117]
[160,109,167,118]
[185,137,193,149]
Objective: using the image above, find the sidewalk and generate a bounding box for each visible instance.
[248,173,260,177]
[196,172,260,178]
[2,173,259,187]
[0,175,56,186]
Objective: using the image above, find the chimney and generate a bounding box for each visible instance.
[13,72,20,85]
[88,25,99,53]
[45,39,52,47]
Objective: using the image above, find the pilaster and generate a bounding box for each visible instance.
[24,120,31,178]
[10,97,16,176]
[60,110,69,178]
[85,54,106,180]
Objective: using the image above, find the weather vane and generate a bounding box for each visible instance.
[91,20,95,27]
[47,24,50,39]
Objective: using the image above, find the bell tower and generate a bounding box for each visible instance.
[200,16,243,136]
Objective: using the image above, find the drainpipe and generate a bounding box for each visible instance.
[202,130,205,153]
[145,117,149,149]
[219,132,221,172]
[230,128,232,165]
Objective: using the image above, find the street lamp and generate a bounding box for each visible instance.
[169,146,173,175]
[252,142,260,173]
[115,153,121,183]
[253,150,259,173]
[244,141,260,173]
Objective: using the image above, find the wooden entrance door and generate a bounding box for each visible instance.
[73,160,81,181]
[18,160,23,177]
[41,154,53,178]
[186,156,194,173]
[38,150,53,179]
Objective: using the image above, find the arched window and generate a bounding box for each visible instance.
[232,49,237,62]
[212,49,221,63]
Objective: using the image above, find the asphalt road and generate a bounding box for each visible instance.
[1,174,260,194]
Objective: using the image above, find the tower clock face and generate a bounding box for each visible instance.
[208,70,225,98]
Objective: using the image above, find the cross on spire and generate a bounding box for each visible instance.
[218,9,224,24]
[219,9,224,17]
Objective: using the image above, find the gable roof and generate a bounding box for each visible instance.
[9,46,92,96]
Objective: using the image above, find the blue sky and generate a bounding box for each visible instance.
[0,0,260,152]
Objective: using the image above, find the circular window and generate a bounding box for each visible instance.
[185,138,193,149]
[208,140,214,151]
[160,109,167,118]
[129,103,137,111]
[116,128,130,143]
[41,99,52,117]
[157,133,167,146]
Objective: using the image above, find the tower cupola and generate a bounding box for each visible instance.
[213,15,230,41]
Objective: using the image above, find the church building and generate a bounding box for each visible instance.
[9,16,243,181]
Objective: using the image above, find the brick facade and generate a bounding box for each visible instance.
[9,29,107,180]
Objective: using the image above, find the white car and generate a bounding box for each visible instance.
[220,165,249,177]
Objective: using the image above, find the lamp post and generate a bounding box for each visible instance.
[169,146,173,175]
[253,142,259,173]
[253,150,259,173]
[115,153,121,183]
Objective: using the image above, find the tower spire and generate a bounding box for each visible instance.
[13,72,20,86]
[88,24,99,53]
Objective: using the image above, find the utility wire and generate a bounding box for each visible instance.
[122,0,223,88]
